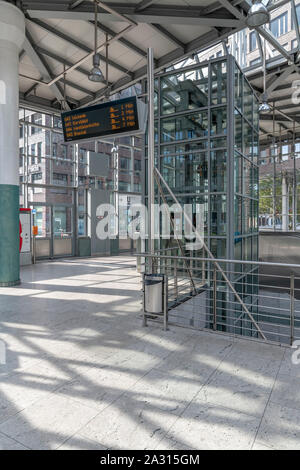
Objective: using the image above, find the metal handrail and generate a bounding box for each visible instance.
[139,250,299,346]
[138,252,300,270]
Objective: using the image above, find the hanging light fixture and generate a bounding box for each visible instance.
[259,101,271,113]
[89,0,104,83]
[246,0,270,28]
[104,33,111,100]
[259,33,271,113]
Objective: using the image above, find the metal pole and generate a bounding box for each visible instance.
[163,274,168,331]
[174,257,178,300]
[147,48,155,271]
[213,265,217,331]
[293,123,297,232]
[290,272,295,346]
[33,234,36,265]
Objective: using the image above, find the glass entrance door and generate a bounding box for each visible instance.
[53,205,73,257]
[31,205,52,258]
[30,204,74,259]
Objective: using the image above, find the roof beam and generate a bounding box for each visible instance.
[260,114,300,123]
[79,25,240,107]
[256,25,294,63]
[27,5,245,27]
[266,65,297,95]
[27,18,132,77]
[35,45,113,87]
[23,31,70,110]
[149,24,185,50]
[19,49,26,62]
[35,46,90,78]
[69,0,85,8]
[135,0,157,12]
[217,0,244,19]
[89,20,146,58]
[24,83,38,99]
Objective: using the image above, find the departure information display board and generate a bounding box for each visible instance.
[61,96,139,142]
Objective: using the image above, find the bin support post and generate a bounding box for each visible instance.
[290,272,295,346]
[142,273,148,327]
[163,275,168,331]
[213,266,217,331]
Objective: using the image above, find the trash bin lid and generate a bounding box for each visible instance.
[145,274,164,285]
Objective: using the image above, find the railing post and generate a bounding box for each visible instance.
[164,274,168,331]
[290,272,295,346]
[213,265,217,331]
[202,247,205,285]
[142,273,148,327]
[174,257,178,300]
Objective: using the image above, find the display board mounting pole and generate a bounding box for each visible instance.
[147,48,155,271]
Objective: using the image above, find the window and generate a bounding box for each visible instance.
[249,31,257,52]
[282,144,289,161]
[53,116,62,128]
[216,51,222,57]
[53,173,68,186]
[120,157,131,171]
[31,114,42,134]
[32,172,42,183]
[79,148,87,164]
[270,13,288,38]
[19,176,23,195]
[292,39,298,50]
[62,145,68,159]
[53,142,57,157]
[134,159,141,171]
[31,143,36,164]
[37,142,42,163]
[19,126,24,139]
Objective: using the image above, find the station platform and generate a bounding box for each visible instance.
[0,257,299,450]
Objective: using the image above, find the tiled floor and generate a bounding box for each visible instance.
[0,256,299,450]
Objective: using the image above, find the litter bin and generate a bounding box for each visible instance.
[144,274,164,314]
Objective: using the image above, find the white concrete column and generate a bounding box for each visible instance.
[282,174,289,232]
[0,1,25,286]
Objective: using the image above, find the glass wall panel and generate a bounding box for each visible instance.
[234,65,243,112]
[211,150,227,192]
[243,79,253,125]
[234,110,242,152]
[234,196,242,234]
[161,152,208,194]
[234,153,242,194]
[210,194,226,235]
[211,61,227,105]
[243,121,253,159]
[211,107,227,135]
[161,66,208,115]
[161,111,208,143]
[210,238,226,258]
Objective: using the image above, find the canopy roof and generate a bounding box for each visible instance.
[3,0,298,144]
[16,0,250,110]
